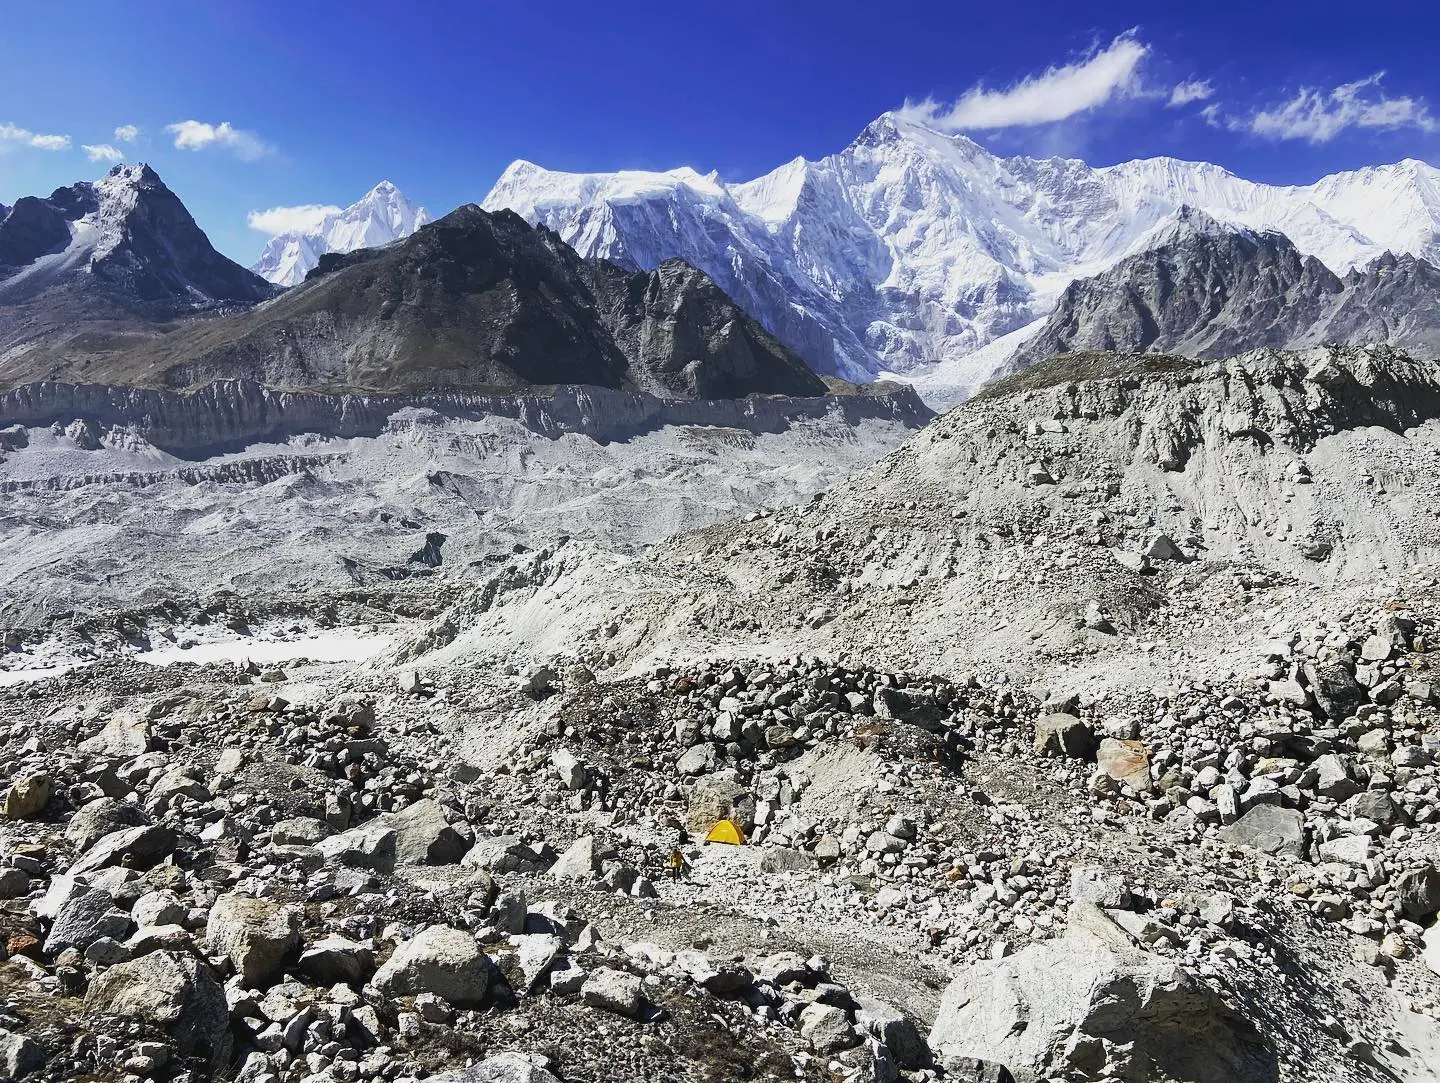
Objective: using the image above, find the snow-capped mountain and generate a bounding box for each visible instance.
[252,181,430,286]
[0,163,274,307]
[483,112,1440,393]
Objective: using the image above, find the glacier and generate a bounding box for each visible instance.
[483,112,1440,396]
[252,181,430,286]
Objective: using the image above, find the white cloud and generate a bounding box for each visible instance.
[1168,79,1214,108]
[113,124,140,143]
[898,34,1150,131]
[1241,73,1436,143]
[0,122,71,151]
[247,203,341,236]
[165,119,273,161]
[82,143,124,163]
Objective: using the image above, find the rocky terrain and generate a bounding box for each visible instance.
[1008,209,1440,371]
[0,342,1438,1082]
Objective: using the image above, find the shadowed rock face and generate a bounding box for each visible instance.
[1008,208,1346,371]
[1007,207,1440,376]
[25,205,829,400]
[589,258,827,399]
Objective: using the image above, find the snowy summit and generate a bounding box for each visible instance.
[251,181,431,286]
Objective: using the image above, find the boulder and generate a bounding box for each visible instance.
[373,925,491,1005]
[1033,714,1095,759]
[581,967,645,1017]
[44,889,130,956]
[1216,805,1305,858]
[85,951,232,1070]
[1095,739,1150,791]
[760,847,821,874]
[79,716,152,759]
[0,1030,44,1079]
[206,894,299,988]
[855,996,931,1069]
[3,774,51,819]
[387,799,468,866]
[1397,865,1440,921]
[270,816,331,846]
[426,1054,561,1083]
[929,904,1276,1083]
[69,825,176,875]
[463,834,547,874]
[549,835,599,882]
[1302,661,1364,721]
[686,775,756,835]
[316,822,397,874]
[502,933,563,994]
[298,935,375,986]
[800,1002,860,1053]
[66,798,154,852]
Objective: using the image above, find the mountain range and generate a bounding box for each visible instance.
[250,181,431,286]
[483,112,1440,393]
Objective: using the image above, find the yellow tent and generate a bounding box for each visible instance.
[704,819,746,845]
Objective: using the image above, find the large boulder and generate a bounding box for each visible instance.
[44,889,130,955]
[79,716,152,759]
[316,822,397,874]
[929,905,1275,1083]
[206,894,300,988]
[1033,714,1095,759]
[1216,806,1305,858]
[373,925,491,1005]
[68,825,176,874]
[386,798,468,866]
[581,967,645,1017]
[66,798,154,852]
[426,1054,561,1083]
[3,774,52,819]
[549,835,599,882]
[686,775,756,835]
[85,951,232,1070]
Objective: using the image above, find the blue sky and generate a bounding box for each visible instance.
[2,0,1438,263]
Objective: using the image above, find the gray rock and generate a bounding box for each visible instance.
[1312,754,1360,801]
[270,816,331,846]
[425,1053,561,1083]
[581,967,645,1017]
[69,825,176,875]
[686,774,756,834]
[79,716,152,759]
[463,834,547,874]
[1351,791,1404,826]
[1069,865,1130,908]
[929,903,1275,1083]
[1033,714,1095,759]
[85,951,232,1071]
[373,925,491,1005]
[492,890,528,935]
[800,1002,860,1053]
[855,995,931,1069]
[1397,865,1440,921]
[66,798,155,853]
[0,1030,44,1078]
[549,835,599,881]
[1302,661,1365,721]
[1318,835,1373,867]
[387,798,468,866]
[505,933,563,994]
[760,846,821,874]
[44,889,131,955]
[298,934,374,986]
[0,867,30,899]
[206,894,300,988]
[1216,805,1305,858]
[316,822,397,874]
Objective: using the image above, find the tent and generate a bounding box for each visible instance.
[704,819,746,845]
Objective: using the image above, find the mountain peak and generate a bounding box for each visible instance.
[251,181,431,286]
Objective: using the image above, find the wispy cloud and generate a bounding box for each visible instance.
[1168,79,1214,108]
[0,122,71,151]
[898,34,1151,131]
[165,119,273,161]
[113,124,140,143]
[247,203,341,236]
[82,143,125,163]
[1222,73,1436,143]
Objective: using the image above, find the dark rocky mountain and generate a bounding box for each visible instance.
[0,165,276,383]
[1007,207,1440,373]
[79,204,827,398]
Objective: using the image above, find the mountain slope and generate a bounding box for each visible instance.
[79,204,827,399]
[252,181,431,286]
[483,114,1440,392]
[1007,209,1440,370]
[0,164,276,382]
